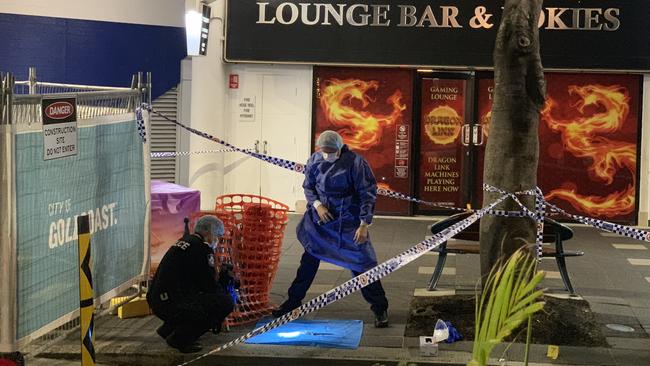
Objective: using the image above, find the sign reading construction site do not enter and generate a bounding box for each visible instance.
[42,97,78,161]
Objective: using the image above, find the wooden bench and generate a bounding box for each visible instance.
[428,212,584,294]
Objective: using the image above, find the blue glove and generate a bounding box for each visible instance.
[227,283,239,304]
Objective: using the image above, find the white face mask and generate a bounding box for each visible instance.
[208,232,221,250]
[322,151,339,162]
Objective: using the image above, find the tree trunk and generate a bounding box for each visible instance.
[479,0,546,281]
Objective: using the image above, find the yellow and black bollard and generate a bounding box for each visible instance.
[77,215,95,366]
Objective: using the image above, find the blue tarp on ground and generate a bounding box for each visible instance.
[245,319,364,349]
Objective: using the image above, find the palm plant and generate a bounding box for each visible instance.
[467,248,546,366]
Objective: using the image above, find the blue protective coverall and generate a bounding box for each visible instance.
[281,145,388,316]
[297,145,380,273]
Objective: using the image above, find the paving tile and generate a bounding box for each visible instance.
[312,270,344,284]
[613,244,648,250]
[544,270,562,279]
[607,337,650,350]
[590,303,635,316]
[629,298,650,308]
[381,275,417,286]
[601,324,648,339]
[318,262,344,270]
[550,345,615,365]
[609,348,650,365]
[583,296,630,306]
[359,335,404,348]
[601,232,626,237]
[595,312,641,326]
[631,307,650,325]
[628,258,650,266]
[413,288,455,297]
[417,266,456,275]
[362,323,406,337]
[306,284,335,294]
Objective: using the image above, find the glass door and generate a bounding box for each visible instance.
[415,73,474,213]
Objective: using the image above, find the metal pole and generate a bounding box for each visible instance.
[126,74,138,112]
[142,72,152,281]
[137,72,143,106]
[28,67,37,95]
[1,72,5,124]
[146,72,152,106]
[0,73,17,353]
[8,74,13,126]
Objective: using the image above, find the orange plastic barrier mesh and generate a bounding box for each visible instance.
[190,194,288,327]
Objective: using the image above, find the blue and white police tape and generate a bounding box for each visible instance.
[146,105,504,213]
[547,201,650,243]
[150,149,241,158]
[144,105,650,248]
[482,184,547,261]
[534,187,547,261]
[177,193,509,365]
[135,108,147,143]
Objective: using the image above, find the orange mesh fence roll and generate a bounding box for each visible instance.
[190,194,288,327]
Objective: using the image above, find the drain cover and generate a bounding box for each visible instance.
[606,324,635,332]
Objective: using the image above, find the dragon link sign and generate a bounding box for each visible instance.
[255,3,621,31]
[226,0,649,71]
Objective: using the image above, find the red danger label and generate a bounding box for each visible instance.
[45,102,74,120]
[42,97,77,124]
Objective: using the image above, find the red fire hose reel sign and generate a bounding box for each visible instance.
[229,74,239,89]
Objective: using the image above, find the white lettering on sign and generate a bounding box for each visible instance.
[255,2,622,32]
[48,105,71,117]
[45,101,75,120]
[48,202,118,249]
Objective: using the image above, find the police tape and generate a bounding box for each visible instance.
[145,106,525,214]
[143,106,650,254]
[547,201,650,243]
[178,194,509,365]
[534,187,547,261]
[482,184,547,261]
[150,149,241,158]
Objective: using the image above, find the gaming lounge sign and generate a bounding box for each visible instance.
[225,0,650,71]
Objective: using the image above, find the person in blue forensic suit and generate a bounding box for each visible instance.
[147,215,235,353]
[273,130,389,328]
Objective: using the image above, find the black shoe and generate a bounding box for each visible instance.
[156,322,174,340]
[166,337,203,354]
[272,300,301,318]
[374,310,389,328]
[176,343,203,354]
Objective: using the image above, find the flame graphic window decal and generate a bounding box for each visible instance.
[541,84,636,218]
[319,78,406,151]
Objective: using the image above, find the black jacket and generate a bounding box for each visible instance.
[148,233,220,307]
